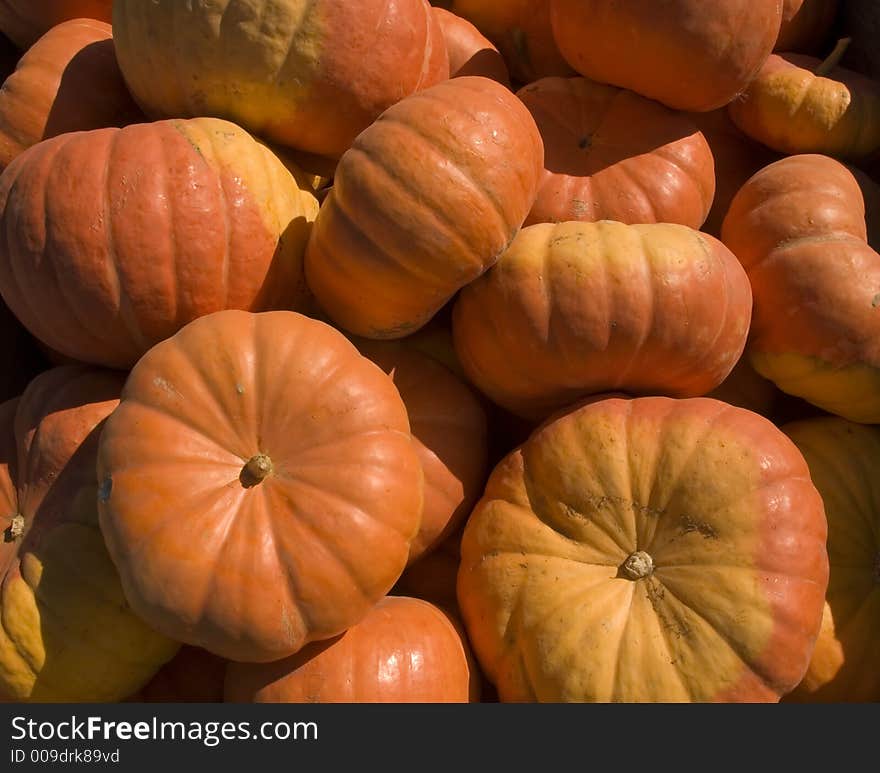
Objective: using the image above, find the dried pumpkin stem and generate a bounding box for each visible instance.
[241,454,274,488]
[4,514,24,542]
[621,550,654,580]
[815,37,852,78]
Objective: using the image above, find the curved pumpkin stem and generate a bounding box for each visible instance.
[815,37,852,78]
[240,454,274,488]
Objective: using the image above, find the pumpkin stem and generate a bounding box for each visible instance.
[815,37,852,77]
[621,550,654,580]
[241,454,274,488]
[4,514,24,543]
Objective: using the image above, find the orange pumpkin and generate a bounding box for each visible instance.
[97,310,424,663]
[452,221,753,420]
[305,76,543,340]
[728,50,880,160]
[224,597,479,703]
[782,418,880,702]
[775,0,839,53]
[550,0,783,112]
[0,19,143,173]
[432,7,510,87]
[0,367,178,702]
[0,117,319,369]
[457,396,829,702]
[518,76,715,228]
[0,0,112,50]
[355,341,488,564]
[112,0,449,159]
[721,154,880,423]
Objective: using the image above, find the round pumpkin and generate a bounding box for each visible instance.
[432,7,510,87]
[97,310,424,663]
[224,596,479,703]
[452,221,753,421]
[112,0,449,159]
[550,0,783,112]
[721,154,880,423]
[727,50,880,160]
[451,0,574,85]
[129,646,228,703]
[0,366,179,702]
[782,418,880,702]
[0,117,319,369]
[0,19,143,174]
[517,76,715,228]
[355,340,488,564]
[775,0,839,54]
[305,76,544,340]
[0,1,112,50]
[457,396,829,702]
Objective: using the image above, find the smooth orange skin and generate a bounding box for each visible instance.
[432,7,510,87]
[305,76,544,340]
[452,221,753,421]
[551,0,782,112]
[451,0,574,85]
[0,19,143,174]
[728,54,880,160]
[224,597,480,703]
[457,396,829,702]
[355,341,488,565]
[518,77,715,228]
[775,0,839,53]
[97,310,424,664]
[0,1,112,49]
[0,117,318,369]
[112,0,450,159]
[128,646,227,704]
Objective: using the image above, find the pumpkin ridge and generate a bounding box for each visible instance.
[0,579,40,678]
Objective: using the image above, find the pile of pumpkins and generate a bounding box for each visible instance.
[0,0,878,704]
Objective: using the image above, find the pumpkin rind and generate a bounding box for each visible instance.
[0,117,319,369]
[457,396,829,702]
[0,1,112,50]
[432,7,510,87]
[97,310,424,663]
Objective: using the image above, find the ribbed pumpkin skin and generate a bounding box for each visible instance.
[518,77,715,228]
[550,0,782,113]
[728,54,880,160]
[97,310,424,664]
[721,154,880,423]
[0,367,179,702]
[779,418,880,703]
[0,117,319,369]
[224,597,479,703]
[432,7,510,86]
[451,0,574,85]
[305,76,544,340]
[112,0,449,159]
[458,396,829,702]
[0,1,112,50]
[775,0,839,53]
[356,341,489,564]
[0,19,143,174]
[452,221,753,421]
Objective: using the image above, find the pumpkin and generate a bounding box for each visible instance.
[775,0,839,54]
[0,117,319,369]
[432,8,509,87]
[97,310,424,663]
[0,300,45,403]
[0,366,179,702]
[450,0,574,85]
[457,396,829,702]
[355,340,488,564]
[224,596,479,703]
[393,534,462,613]
[517,76,715,228]
[721,154,880,423]
[0,19,143,174]
[727,46,880,161]
[305,76,543,340]
[452,221,753,421]
[129,646,227,703]
[550,0,783,112]
[0,1,112,50]
[111,0,449,160]
[687,109,779,238]
[782,418,880,702]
